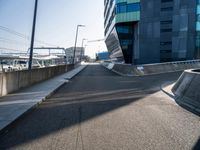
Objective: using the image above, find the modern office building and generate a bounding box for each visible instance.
[104,0,200,64]
[196,0,200,58]
[65,47,85,64]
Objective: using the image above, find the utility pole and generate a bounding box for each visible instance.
[81,38,87,62]
[28,0,38,70]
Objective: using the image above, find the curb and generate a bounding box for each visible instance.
[161,82,200,116]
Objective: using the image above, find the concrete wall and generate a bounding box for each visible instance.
[137,60,200,75]
[0,65,74,96]
[112,64,139,76]
[172,69,200,111]
[102,60,200,76]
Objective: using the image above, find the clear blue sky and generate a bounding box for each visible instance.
[0,0,107,58]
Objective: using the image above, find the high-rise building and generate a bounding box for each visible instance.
[196,0,200,58]
[104,0,200,64]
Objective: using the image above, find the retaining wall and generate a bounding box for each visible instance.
[102,60,200,76]
[172,69,200,111]
[0,64,74,96]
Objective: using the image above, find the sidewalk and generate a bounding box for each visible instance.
[0,65,87,132]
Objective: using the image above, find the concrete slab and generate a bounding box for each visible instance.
[161,82,175,98]
[0,65,87,132]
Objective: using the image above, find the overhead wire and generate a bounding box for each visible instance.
[0,47,24,53]
[0,37,30,46]
[0,26,58,47]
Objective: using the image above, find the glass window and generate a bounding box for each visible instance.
[116,3,126,13]
[121,39,132,45]
[116,26,129,33]
[160,42,172,45]
[161,28,172,32]
[161,0,173,3]
[116,2,140,14]
[196,35,200,48]
[197,22,200,31]
[127,3,140,12]
[197,14,200,22]
[196,1,200,53]
[197,5,200,14]
[160,20,172,25]
[161,7,173,11]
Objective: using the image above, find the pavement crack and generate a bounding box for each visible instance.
[50,117,67,150]
[75,106,85,150]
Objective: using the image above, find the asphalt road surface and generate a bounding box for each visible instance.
[0,64,200,150]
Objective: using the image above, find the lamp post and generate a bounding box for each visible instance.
[28,0,38,70]
[80,38,87,62]
[72,25,85,64]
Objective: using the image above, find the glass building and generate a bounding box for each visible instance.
[104,0,140,64]
[104,0,199,64]
[196,0,200,58]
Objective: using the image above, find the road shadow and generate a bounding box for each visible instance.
[0,90,150,149]
[193,137,200,150]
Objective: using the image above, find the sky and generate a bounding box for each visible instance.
[0,0,107,58]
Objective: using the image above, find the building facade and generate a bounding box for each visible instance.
[65,47,85,64]
[104,0,200,64]
[196,0,200,58]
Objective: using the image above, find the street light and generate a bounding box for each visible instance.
[80,38,87,62]
[72,24,85,64]
[28,0,38,70]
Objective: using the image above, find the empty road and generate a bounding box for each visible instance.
[0,64,200,150]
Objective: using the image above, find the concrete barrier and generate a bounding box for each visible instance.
[172,69,200,112]
[102,62,139,76]
[0,64,74,96]
[102,60,200,76]
[112,64,138,76]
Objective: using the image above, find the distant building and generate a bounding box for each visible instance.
[96,52,110,60]
[104,0,200,64]
[65,47,85,64]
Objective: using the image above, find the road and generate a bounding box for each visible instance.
[0,64,200,150]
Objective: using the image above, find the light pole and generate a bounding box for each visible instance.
[28,0,38,70]
[80,38,87,62]
[72,25,85,64]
